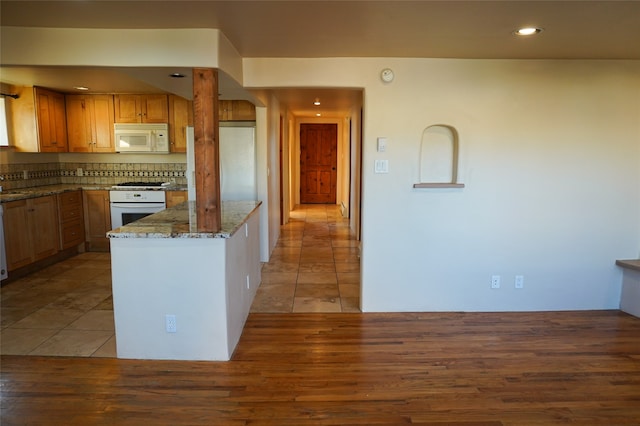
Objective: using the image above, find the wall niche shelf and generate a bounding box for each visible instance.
[414,124,464,189]
[413,182,465,188]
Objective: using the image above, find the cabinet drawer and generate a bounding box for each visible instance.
[59,191,82,206]
[60,204,83,223]
[61,220,85,249]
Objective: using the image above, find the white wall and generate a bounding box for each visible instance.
[245,57,640,312]
[1,27,221,67]
[255,100,281,261]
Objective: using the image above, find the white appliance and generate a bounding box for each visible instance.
[114,123,170,153]
[186,124,257,201]
[109,184,168,229]
[1,204,7,281]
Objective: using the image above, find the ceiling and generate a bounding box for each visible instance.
[1,0,639,117]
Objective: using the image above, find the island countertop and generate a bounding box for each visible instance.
[107,200,261,239]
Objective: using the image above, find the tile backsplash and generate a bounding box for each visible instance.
[0,162,187,190]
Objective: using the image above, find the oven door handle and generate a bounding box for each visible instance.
[110,203,166,209]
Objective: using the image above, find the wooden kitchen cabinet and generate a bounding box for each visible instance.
[166,190,188,208]
[66,94,115,152]
[35,87,68,152]
[114,94,169,123]
[219,100,256,121]
[4,195,60,271]
[58,190,85,249]
[168,94,193,152]
[83,190,112,252]
[6,86,68,152]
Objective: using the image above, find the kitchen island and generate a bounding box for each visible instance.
[108,200,261,361]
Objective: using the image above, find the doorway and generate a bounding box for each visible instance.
[299,123,338,204]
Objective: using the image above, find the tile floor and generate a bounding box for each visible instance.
[251,203,361,313]
[0,252,116,357]
[0,204,360,357]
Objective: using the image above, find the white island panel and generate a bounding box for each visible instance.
[111,237,229,360]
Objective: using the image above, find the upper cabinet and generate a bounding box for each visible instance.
[219,100,256,121]
[65,94,115,153]
[7,86,68,152]
[168,95,193,153]
[114,94,169,123]
[35,87,68,152]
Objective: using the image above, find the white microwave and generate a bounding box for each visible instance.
[114,123,170,153]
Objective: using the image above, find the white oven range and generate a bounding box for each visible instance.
[109,182,168,229]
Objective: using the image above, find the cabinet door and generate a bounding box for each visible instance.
[166,191,188,208]
[114,95,142,123]
[4,196,59,271]
[51,93,68,151]
[230,100,256,121]
[66,95,93,152]
[219,100,255,121]
[36,89,55,151]
[4,200,32,271]
[35,88,67,152]
[30,195,60,261]
[92,95,115,152]
[143,95,169,123]
[168,95,191,153]
[219,100,231,121]
[83,190,112,251]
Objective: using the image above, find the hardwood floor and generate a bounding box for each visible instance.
[2,310,639,425]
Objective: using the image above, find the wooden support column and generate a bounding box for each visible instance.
[192,68,221,232]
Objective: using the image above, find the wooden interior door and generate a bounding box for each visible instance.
[300,123,337,204]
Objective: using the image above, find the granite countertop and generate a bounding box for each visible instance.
[107,200,261,239]
[0,183,187,203]
[0,184,89,202]
[616,259,640,272]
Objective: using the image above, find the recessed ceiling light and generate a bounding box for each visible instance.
[316,113,321,117]
[513,27,543,36]
[74,86,90,91]
[169,73,185,78]
[313,98,321,106]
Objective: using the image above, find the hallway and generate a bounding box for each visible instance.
[251,204,361,313]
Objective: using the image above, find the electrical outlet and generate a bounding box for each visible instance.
[165,314,177,333]
[515,275,524,289]
[491,275,501,289]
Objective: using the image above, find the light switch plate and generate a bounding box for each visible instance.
[377,137,387,152]
[374,160,389,173]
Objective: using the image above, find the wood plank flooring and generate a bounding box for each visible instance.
[2,310,639,425]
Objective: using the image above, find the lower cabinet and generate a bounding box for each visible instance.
[83,190,111,251]
[4,195,59,271]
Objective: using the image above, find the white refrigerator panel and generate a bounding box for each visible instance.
[186,126,256,201]
[219,127,256,201]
